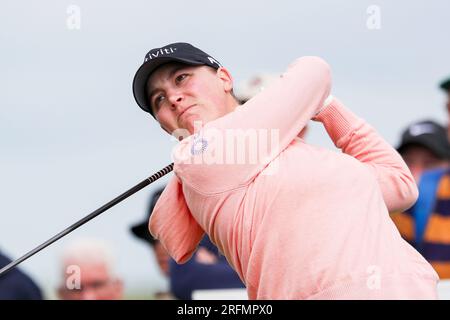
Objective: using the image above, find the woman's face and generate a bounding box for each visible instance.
[146,63,235,135]
[401,145,449,182]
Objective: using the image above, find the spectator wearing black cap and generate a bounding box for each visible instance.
[131,187,245,300]
[396,120,450,182]
[392,119,450,278]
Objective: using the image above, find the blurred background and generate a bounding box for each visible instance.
[0,0,449,299]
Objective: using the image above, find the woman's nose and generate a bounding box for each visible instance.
[168,91,183,106]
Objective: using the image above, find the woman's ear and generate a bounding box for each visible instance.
[216,67,234,93]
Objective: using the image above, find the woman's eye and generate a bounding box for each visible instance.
[153,95,165,108]
[175,73,188,84]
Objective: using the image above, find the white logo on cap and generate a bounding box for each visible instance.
[207,57,222,67]
[409,123,436,136]
[144,47,178,62]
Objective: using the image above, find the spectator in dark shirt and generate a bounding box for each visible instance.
[0,250,43,300]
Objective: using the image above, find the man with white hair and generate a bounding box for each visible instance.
[57,238,124,300]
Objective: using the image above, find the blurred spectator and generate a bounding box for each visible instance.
[402,78,450,278]
[169,235,245,300]
[391,120,450,239]
[396,120,450,182]
[236,73,308,139]
[407,166,450,278]
[391,86,450,278]
[57,238,124,300]
[131,187,245,300]
[236,73,279,104]
[0,249,43,299]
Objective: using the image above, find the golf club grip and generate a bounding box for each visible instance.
[0,162,174,277]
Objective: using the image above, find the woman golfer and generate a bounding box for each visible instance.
[132,42,438,299]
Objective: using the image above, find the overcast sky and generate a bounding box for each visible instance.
[1,0,449,298]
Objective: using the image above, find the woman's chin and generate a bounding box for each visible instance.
[182,116,204,134]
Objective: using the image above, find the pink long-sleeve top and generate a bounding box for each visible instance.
[149,56,439,299]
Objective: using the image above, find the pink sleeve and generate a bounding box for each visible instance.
[149,175,205,263]
[314,98,418,212]
[174,56,331,194]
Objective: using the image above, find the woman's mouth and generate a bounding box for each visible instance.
[178,104,196,122]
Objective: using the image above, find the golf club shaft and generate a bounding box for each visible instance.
[0,162,174,277]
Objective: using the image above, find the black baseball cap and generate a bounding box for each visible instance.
[132,42,222,116]
[440,77,450,91]
[130,187,165,245]
[397,120,450,159]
